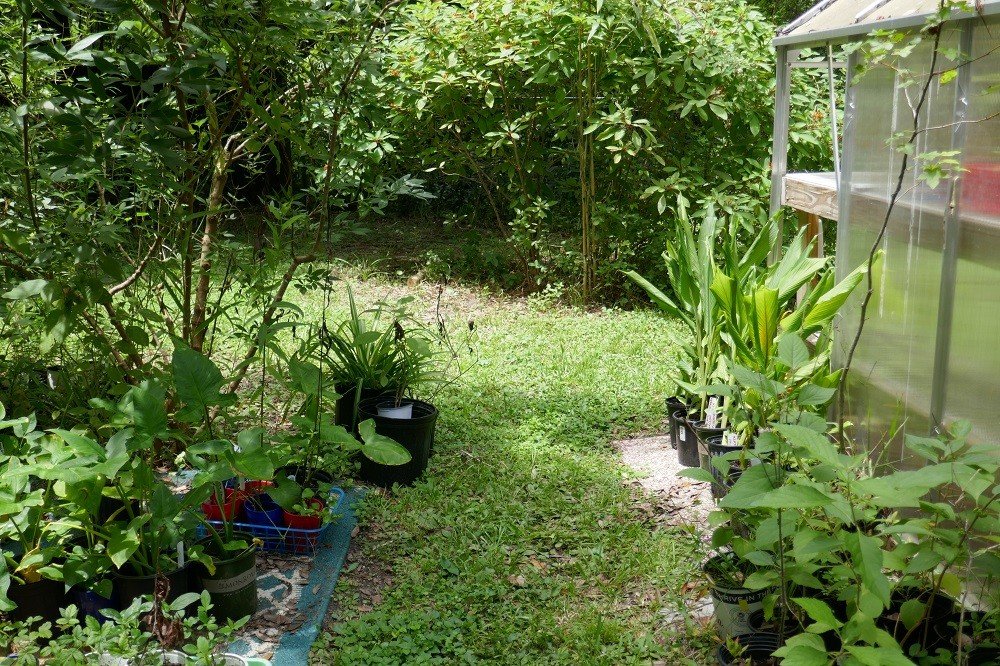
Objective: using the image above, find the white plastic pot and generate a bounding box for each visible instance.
[376,401,413,419]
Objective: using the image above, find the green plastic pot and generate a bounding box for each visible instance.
[195,532,258,622]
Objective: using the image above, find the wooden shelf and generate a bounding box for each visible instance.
[782,172,839,221]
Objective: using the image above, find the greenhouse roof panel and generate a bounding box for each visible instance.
[776,0,1000,46]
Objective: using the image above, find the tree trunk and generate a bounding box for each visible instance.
[190,152,229,351]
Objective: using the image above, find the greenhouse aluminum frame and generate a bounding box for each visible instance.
[769,0,1000,458]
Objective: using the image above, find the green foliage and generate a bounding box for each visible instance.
[716,420,1000,665]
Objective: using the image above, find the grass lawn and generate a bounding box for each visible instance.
[297,275,714,664]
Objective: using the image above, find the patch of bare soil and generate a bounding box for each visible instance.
[321,523,394,629]
[614,434,713,529]
[614,433,716,633]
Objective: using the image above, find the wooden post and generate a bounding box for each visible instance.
[797,210,824,303]
[799,210,823,259]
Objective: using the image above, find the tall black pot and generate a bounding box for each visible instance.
[675,411,700,467]
[357,398,437,487]
[690,419,724,470]
[7,577,68,623]
[879,588,956,653]
[334,383,395,430]
[706,434,744,499]
[113,563,191,611]
[666,397,686,452]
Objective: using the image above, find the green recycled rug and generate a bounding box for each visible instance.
[228,488,360,665]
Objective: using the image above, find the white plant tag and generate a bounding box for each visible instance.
[177,541,186,568]
[705,397,719,429]
[679,426,686,442]
[727,432,739,447]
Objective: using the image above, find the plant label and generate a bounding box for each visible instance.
[705,397,719,429]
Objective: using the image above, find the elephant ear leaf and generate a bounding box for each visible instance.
[357,419,412,466]
[172,346,237,422]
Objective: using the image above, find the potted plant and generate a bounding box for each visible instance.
[321,286,404,430]
[171,347,276,623]
[703,552,769,638]
[0,411,127,622]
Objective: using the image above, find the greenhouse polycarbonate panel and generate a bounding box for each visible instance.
[941,19,1000,444]
[836,26,963,461]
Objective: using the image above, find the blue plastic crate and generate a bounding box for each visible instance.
[198,487,345,555]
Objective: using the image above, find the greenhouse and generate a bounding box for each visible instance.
[770,0,1000,457]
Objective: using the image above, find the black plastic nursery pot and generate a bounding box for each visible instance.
[72,585,115,624]
[195,533,258,623]
[334,383,394,430]
[675,414,701,467]
[717,632,782,665]
[704,553,769,638]
[706,435,744,499]
[357,398,437,487]
[7,576,68,623]
[275,465,335,490]
[934,610,1000,663]
[666,396,687,451]
[112,563,191,611]
[879,588,957,653]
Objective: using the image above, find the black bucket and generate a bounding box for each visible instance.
[358,398,437,487]
[7,577,68,623]
[195,534,258,623]
[334,383,395,430]
[666,396,686,450]
[675,411,700,467]
[113,563,190,610]
[717,632,782,665]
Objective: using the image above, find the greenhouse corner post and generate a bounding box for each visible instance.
[929,18,975,435]
[768,44,791,264]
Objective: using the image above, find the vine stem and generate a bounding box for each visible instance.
[836,6,946,451]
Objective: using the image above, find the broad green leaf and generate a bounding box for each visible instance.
[107,527,140,568]
[845,645,915,666]
[777,333,809,370]
[793,597,843,632]
[3,279,48,300]
[750,484,831,509]
[358,419,411,465]
[801,256,874,331]
[751,287,779,358]
[51,428,104,457]
[773,423,841,467]
[797,384,836,407]
[844,532,891,607]
[172,345,234,420]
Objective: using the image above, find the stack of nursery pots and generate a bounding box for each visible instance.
[358,396,438,487]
